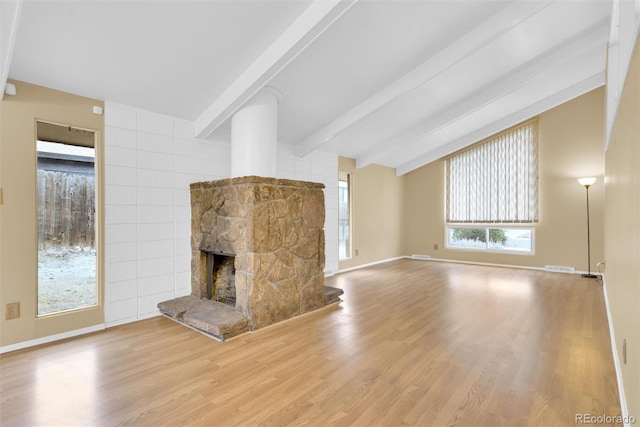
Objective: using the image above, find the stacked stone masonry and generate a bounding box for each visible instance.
[191,176,326,330]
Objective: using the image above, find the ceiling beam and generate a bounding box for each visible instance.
[294,0,554,158]
[0,0,23,100]
[194,0,356,139]
[355,19,609,169]
[394,71,606,176]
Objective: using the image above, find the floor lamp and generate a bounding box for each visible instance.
[578,177,598,278]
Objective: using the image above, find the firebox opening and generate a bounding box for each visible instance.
[202,250,236,307]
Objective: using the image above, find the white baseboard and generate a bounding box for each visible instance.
[337,256,406,274]
[0,323,105,354]
[410,256,546,272]
[105,316,138,328]
[105,310,162,329]
[138,311,162,321]
[406,255,598,277]
[343,255,546,273]
[1,311,165,353]
[602,276,630,427]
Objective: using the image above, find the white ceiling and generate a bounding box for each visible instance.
[6,0,612,175]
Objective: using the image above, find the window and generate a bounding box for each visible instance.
[338,171,351,260]
[446,225,534,254]
[36,127,98,315]
[445,120,538,254]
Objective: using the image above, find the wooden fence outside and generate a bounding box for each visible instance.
[37,170,95,249]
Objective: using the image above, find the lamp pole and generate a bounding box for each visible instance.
[578,177,598,278]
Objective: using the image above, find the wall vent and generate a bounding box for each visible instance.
[411,254,431,260]
[544,265,575,273]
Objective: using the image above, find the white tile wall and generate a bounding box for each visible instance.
[104,102,213,326]
[104,102,339,327]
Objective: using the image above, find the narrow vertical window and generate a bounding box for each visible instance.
[338,171,351,260]
[37,122,97,315]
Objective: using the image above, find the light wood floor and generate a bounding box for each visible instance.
[0,260,620,426]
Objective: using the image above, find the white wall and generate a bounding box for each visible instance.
[104,102,338,327]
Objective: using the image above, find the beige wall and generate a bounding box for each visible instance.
[0,80,104,347]
[604,39,640,420]
[402,87,605,271]
[338,157,404,270]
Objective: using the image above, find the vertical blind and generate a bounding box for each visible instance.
[446,120,538,223]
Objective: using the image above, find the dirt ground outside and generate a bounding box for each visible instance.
[38,247,97,315]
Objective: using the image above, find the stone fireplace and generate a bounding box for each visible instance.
[191,175,327,330]
[159,174,342,339]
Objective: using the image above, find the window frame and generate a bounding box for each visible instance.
[445,224,536,256]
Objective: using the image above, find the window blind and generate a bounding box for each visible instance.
[446,120,538,223]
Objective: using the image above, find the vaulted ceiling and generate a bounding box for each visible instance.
[3,0,611,175]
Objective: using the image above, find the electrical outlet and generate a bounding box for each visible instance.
[355,249,359,256]
[434,243,439,250]
[623,339,627,364]
[6,302,20,320]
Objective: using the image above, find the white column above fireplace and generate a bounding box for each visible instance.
[230,87,282,178]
